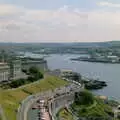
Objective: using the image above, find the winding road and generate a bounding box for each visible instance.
[17,80,83,120]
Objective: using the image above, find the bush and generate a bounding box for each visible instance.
[81,108,87,113]
[29,67,38,74]
[74,90,94,105]
[9,67,44,88]
[29,67,44,80]
[10,79,26,88]
[27,76,35,82]
[22,69,27,74]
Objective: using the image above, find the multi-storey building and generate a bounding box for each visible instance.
[0,57,48,82]
[9,59,26,80]
[21,57,48,71]
[0,63,10,82]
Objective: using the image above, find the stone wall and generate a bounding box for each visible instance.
[48,84,83,120]
[50,93,74,117]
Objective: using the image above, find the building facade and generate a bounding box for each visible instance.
[21,57,48,71]
[0,57,48,82]
[0,63,10,82]
[9,60,26,80]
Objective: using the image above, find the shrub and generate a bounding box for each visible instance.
[9,67,44,88]
[74,90,94,105]
[81,108,87,113]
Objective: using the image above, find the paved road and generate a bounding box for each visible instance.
[17,90,54,120]
[17,79,83,120]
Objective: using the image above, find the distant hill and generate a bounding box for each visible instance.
[0,41,119,50]
[36,41,120,48]
[107,41,120,46]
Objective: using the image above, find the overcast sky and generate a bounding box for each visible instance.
[0,0,120,42]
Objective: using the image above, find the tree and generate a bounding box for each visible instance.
[29,66,38,74]
[28,66,43,81]
[10,79,26,88]
[9,67,44,88]
[22,69,27,74]
[72,73,81,82]
[74,91,94,105]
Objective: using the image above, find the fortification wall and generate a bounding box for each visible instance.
[48,84,83,120]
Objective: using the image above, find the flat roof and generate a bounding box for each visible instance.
[61,69,73,72]
[0,62,8,65]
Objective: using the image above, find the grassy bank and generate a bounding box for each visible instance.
[0,75,68,120]
[57,108,74,120]
[71,98,113,119]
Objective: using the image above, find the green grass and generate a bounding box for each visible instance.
[57,108,74,120]
[71,98,113,119]
[0,116,2,120]
[0,75,68,120]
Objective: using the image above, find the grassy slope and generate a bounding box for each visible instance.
[72,98,113,118]
[0,75,68,120]
[57,108,73,120]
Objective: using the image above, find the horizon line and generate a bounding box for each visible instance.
[0,40,119,44]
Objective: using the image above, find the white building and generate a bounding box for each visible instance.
[0,63,10,82]
[9,60,26,80]
[107,56,120,63]
[0,58,46,82]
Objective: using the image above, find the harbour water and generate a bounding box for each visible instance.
[45,54,120,100]
[23,53,120,100]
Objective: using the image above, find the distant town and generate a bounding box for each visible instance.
[0,50,48,83]
[0,41,120,120]
[71,54,120,63]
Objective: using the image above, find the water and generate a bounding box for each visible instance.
[22,52,120,100]
[45,54,120,100]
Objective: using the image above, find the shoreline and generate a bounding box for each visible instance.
[71,58,120,64]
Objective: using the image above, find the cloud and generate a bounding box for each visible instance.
[58,5,70,12]
[0,3,120,42]
[97,1,120,8]
[0,4,25,17]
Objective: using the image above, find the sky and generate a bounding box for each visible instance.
[0,0,120,42]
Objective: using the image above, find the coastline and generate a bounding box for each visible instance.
[23,53,120,100]
[71,58,120,64]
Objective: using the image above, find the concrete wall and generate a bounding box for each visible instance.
[48,85,83,120]
[50,93,74,118]
[47,78,85,120]
[18,80,84,120]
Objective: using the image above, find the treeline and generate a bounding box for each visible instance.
[10,67,43,88]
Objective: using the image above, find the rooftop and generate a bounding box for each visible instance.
[0,62,8,65]
[0,62,9,69]
[61,69,73,72]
